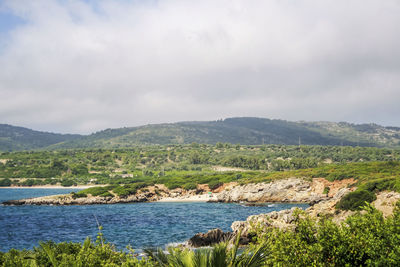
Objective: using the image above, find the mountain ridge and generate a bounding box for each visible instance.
[1,117,400,151]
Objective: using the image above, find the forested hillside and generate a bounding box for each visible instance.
[0,124,81,151]
[2,118,400,151]
[51,118,400,149]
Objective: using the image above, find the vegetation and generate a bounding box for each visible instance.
[3,118,400,151]
[1,144,399,187]
[336,190,377,210]
[2,205,400,266]
[0,124,81,151]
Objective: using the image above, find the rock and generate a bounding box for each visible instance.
[216,178,326,203]
[188,228,233,247]
[231,207,301,236]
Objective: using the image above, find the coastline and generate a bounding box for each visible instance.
[157,194,218,203]
[0,185,100,189]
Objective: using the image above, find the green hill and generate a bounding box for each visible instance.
[0,124,81,151]
[50,117,400,149]
[2,118,400,151]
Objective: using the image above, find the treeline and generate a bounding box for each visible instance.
[1,144,398,180]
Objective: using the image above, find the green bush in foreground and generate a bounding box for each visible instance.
[250,204,400,266]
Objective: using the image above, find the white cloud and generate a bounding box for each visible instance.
[1,0,400,133]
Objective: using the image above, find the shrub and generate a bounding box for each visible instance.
[183,183,197,190]
[78,186,115,197]
[336,189,377,211]
[112,182,153,197]
[359,178,400,193]
[166,182,181,190]
[61,179,75,187]
[71,192,87,199]
[208,180,223,190]
[0,178,12,187]
[323,186,330,195]
[99,191,113,198]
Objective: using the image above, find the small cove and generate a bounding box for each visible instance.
[0,188,308,252]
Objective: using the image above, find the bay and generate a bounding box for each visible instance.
[0,188,308,252]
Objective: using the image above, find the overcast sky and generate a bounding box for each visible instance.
[0,0,399,134]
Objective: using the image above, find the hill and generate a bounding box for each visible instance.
[2,117,400,151]
[0,124,81,151]
[50,117,400,149]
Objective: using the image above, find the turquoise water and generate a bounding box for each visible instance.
[0,188,308,252]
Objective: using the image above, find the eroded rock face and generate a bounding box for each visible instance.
[188,228,233,247]
[231,207,300,237]
[216,178,327,203]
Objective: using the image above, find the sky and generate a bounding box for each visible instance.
[0,0,400,134]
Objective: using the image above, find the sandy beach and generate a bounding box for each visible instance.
[157,194,218,203]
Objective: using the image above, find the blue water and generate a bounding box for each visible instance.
[0,188,308,252]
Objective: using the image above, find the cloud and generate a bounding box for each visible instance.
[0,0,400,133]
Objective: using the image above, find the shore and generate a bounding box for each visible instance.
[157,194,218,202]
[0,185,99,189]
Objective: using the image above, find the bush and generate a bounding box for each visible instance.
[183,183,197,190]
[323,186,330,195]
[99,191,113,198]
[166,182,181,190]
[78,186,115,197]
[359,178,400,193]
[112,182,153,197]
[71,192,87,199]
[0,178,12,187]
[336,189,377,211]
[61,179,75,187]
[208,180,223,190]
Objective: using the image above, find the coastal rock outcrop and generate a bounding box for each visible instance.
[188,228,233,247]
[230,189,400,238]
[215,178,327,203]
[2,191,160,206]
[2,178,356,206]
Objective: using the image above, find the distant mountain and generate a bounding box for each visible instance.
[0,124,81,151]
[49,117,400,149]
[2,118,400,151]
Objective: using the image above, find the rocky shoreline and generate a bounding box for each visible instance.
[1,177,353,206]
[188,189,400,247]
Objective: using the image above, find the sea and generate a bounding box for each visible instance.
[0,188,308,252]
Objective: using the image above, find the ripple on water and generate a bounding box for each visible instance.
[0,188,308,251]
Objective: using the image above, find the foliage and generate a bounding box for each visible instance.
[182,183,197,190]
[61,179,75,187]
[0,178,11,186]
[0,123,81,151]
[45,117,400,149]
[208,180,223,190]
[78,185,117,197]
[251,205,400,266]
[71,191,87,199]
[323,186,330,195]
[112,182,153,197]
[1,144,399,187]
[336,190,377,211]
[144,233,268,267]
[0,237,151,266]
